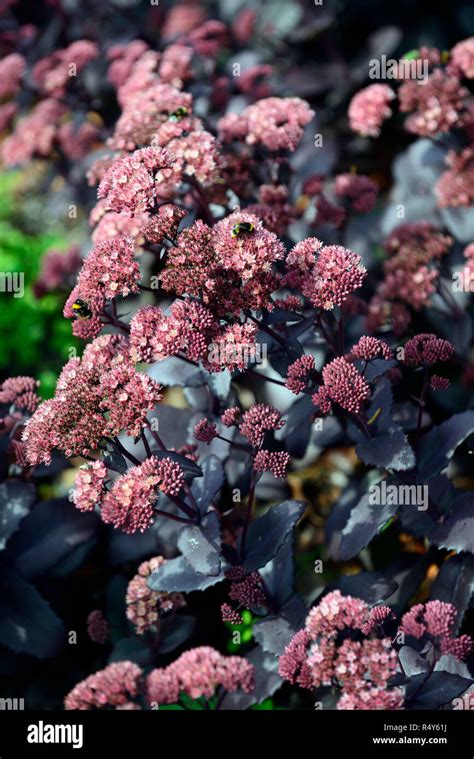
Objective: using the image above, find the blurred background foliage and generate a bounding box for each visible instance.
[0,173,80,397]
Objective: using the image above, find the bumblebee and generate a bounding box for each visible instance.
[169,106,189,122]
[71,299,92,319]
[231,221,255,238]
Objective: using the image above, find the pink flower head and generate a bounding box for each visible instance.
[110,83,193,150]
[90,210,149,247]
[101,456,183,534]
[151,119,221,194]
[98,147,173,214]
[219,97,314,152]
[0,376,40,414]
[384,222,452,268]
[0,102,17,133]
[159,44,194,86]
[126,556,185,635]
[285,355,316,394]
[348,84,395,137]
[143,203,187,243]
[186,20,228,57]
[350,336,393,362]
[99,363,162,438]
[221,407,241,427]
[194,419,218,444]
[312,357,370,415]
[400,601,473,660]
[305,590,368,639]
[160,218,280,316]
[430,374,450,390]
[334,173,378,213]
[147,647,255,704]
[205,323,258,373]
[57,120,99,160]
[253,449,290,478]
[64,661,142,710]
[227,568,267,609]
[279,590,402,708]
[402,333,454,366]
[107,40,149,87]
[315,195,346,228]
[360,606,395,636]
[221,603,243,625]
[399,70,468,136]
[436,146,474,208]
[33,40,98,96]
[212,211,285,281]
[2,99,67,167]
[450,37,474,79]
[76,235,141,305]
[162,4,207,39]
[278,629,313,689]
[72,460,108,512]
[302,244,366,311]
[239,403,284,448]
[0,53,25,98]
[22,345,159,465]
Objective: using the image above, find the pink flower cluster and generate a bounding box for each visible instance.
[399,70,468,136]
[0,376,40,414]
[126,556,185,635]
[367,223,452,334]
[239,403,284,448]
[436,146,474,208]
[334,173,378,213]
[2,98,67,166]
[312,357,370,415]
[286,240,366,311]
[350,336,393,362]
[130,300,256,372]
[279,591,403,710]
[32,40,98,96]
[218,96,314,152]
[225,566,267,619]
[253,449,290,478]
[101,456,184,534]
[402,333,454,367]
[348,84,395,137]
[22,336,162,464]
[285,355,316,394]
[0,53,25,98]
[400,601,473,660]
[146,646,255,704]
[72,461,108,513]
[64,661,142,710]
[98,147,173,215]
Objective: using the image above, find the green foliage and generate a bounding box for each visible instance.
[0,172,80,395]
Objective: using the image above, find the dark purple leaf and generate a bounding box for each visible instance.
[0,570,65,658]
[253,594,307,656]
[407,671,472,710]
[148,556,226,593]
[177,512,221,576]
[416,411,474,482]
[191,455,225,516]
[241,499,306,571]
[0,480,35,551]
